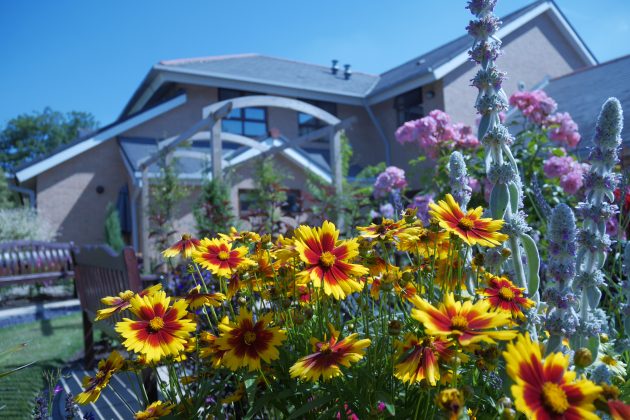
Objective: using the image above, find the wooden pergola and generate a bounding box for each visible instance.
[136,95,355,270]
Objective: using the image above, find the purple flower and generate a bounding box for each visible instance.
[560,171,584,195]
[543,155,575,178]
[373,166,408,198]
[408,193,434,225]
[379,203,395,219]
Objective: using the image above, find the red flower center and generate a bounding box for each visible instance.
[319,342,333,354]
[450,315,469,331]
[243,331,257,345]
[319,251,337,267]
[498,286,515,301]
[458,216,475,231]
[218,251,230,261]
[541,382,569,414]
[149,317,165,332]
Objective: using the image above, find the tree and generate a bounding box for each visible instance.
[0,107,98,171]
[0,167,16,208]
[194,178,233,238]
[104,203,125,252]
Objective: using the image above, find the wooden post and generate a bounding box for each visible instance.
[211,118,223,181]
[141,169,150,274]
[330,130,344,229]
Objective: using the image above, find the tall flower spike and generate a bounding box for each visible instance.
[544,204,579,353]
[574,98,623,356]
[448,151,472,210]
[623,242,630,337]
[467,0,540,305]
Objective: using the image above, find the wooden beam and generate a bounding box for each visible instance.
[203,95,341,125]
[331,129,344,229]
[141,169,150,274]
[211,119,222,181]
[254,116,356,159]
[138,101,232,171]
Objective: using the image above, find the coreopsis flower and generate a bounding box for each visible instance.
[608,400,630,420]
[75,351,124,404]
[184,285,225,310]
[134,401,174,420]
[396,229,450,259]
[216,308,286,371]
[480,275,534,320]
[162,233,200,259]
[273,234,300,263]
[357,218,413,240]
[116,291,196,362]
[436,255,466,291]
[218,227,261,244]
[503,333,602,419]
[290,329,370,382]
[198,331,225,367]
[429,194,508,247]
[96,284,162,321]
[411,293,517,346]
[192,238,254,277]
[436,388,465,420]
[294,221,368,300]
[394,333,453,386]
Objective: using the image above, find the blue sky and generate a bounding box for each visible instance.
[1,0,628,126]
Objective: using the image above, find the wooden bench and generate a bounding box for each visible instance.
[74,245,158,400]
[0,240,75,286]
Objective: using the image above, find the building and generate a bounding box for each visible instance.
[12,0,600,254]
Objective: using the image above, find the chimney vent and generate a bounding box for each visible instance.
[344,64,352,80]
[331,59,339,75]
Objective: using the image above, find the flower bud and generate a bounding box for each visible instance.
[574,348,593,368]
[388,320,402,336]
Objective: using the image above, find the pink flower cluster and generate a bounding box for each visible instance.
[509,90,581,148]
[544,112,581,148]
[373,166,408,198]
[395,110,479,159]
[543,154,589,195]
[509,90,557,124]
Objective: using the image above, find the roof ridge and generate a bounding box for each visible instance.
[159,53,259,66]
[549,53,630,82]
[255,54,379,77]
[378,0,550,77]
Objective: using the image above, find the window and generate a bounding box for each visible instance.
[394,87,424,125]
[297,99,337,136]
[218,88,268,137]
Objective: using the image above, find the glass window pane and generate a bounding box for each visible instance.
[222,120,243,134]
[227,109,242,119]
[244,108,265,120]
[244,122,267,137]
[298,113,315,124]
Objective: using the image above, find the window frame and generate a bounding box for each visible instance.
[218,88,268,137]
[394,87,424,125]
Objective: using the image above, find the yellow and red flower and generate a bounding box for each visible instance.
[162,233,201,259]
[294,221,368,300]
[216,308,286,371]
[411,293,517,346]
[96,284,162,321]
[394,333,453,386]
[608,400,630,420]
[184,285,226,310]
[290,329,370,382]
[357,218,415,240]
[116,291,196,362]
[193,238,253,277]
[75,351,124,404]
[480,275,534,320]
[504,333,602,419]
[134,400,174,420]
[429,194,508,247]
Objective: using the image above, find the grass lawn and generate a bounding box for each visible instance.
[0,313,83,418]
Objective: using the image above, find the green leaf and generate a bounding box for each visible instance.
[490,183,509,219]
[478,114,491,140]
[520,233,540,296]
[586,285,602,308]
[586,335,600,361]
[287,394,333,419]
[244,388,295,420]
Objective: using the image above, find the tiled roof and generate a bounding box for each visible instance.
[544,54,630,151]
[158,54,379,97]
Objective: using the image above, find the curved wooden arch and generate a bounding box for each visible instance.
[189,131,268,151]
[202,95,341,125]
